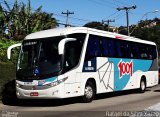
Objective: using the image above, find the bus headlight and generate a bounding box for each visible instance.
[16,82,23,88]
[46,77,68,87]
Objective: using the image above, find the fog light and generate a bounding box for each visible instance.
[16,92,20,97]
[16,82,23,88]
[16,82,19,87]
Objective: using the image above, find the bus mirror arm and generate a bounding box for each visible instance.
[7,43,22,59]
[58,38,77,55]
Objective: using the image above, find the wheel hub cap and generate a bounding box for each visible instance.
[85,86,93,99]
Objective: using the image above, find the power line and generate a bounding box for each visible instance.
[87,0,116,9]
[2,9,77,27]
[0,0,14,6]
[112,11,125,20]
[99,0,130,8]
[1,0,130,27]
[104,11,125,25]
[0,1,93,26]
[105,10,119,19]
[0,0,41,12]
[0,0,113,23]
[58,22,79,27]
[68,15,92,22]
[61,10,74,27]
[113,0,129,6]
[0,0,129,24]
[0,1,90,21]
[57,18,85,26]
[111,11,123,19]
[117,5,137,36]
[40,11,92,24]
[102,19,115,31]
[99,0,119,7]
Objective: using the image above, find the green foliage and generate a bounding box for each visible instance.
[84,21,117,32]
[0,0,58,40]
[84,21,105,30]
[0,39,21,62]
[0,0,59,63]
[118,26,128,35]
[84,18,160,56]
[0,62,16,100]
[130,18,160,53]
[83,21,117,32]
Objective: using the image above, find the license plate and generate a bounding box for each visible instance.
[24,82,33,85]
[30,92,39,96]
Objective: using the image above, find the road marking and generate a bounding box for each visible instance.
[145,103,160,111]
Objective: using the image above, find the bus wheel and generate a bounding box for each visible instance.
[82,81,95,103]
[139,79,146,93]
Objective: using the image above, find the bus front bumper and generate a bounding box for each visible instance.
[16,85,64,99]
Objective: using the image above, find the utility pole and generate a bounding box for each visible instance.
[117,5,136,36]
[102,19,115,31]
[62,10,74,27]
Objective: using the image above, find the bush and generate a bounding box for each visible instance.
[0,38,21,63]
[1,80,17,105]
[0,62,16,101]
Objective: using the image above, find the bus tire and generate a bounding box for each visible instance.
[82,81,96,103]
[139,79,146,93]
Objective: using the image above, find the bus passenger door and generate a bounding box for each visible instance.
[63,41,82,97]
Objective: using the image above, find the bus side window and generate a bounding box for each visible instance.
[139,45,148,59]
[116,41,127,58]
[102,38,115,57]
[152,46,157,59]
[125,43,131,58]
[148,46,157,60]
[147,47,152,59]
[65,41,82,70]
[129,43,139,59]
[85,35,101,60]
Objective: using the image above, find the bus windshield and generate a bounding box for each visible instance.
[17,36,63,80]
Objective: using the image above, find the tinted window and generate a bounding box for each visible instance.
[115,41,127,58]
[65,41,81,70]
[85,34,157,60]
[102,38,115,57]
[85,35,102,60]
[139,45,148,59]
[137,44,157,60]
[147,45,157,59]
[17,37,63,80]
[64,33,85,71]
[128,43,139,58]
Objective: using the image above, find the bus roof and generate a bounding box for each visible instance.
[25,27,156,46]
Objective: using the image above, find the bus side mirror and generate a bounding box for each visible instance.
[7,43,22,59]
[58,38,76,55]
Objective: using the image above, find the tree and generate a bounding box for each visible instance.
[130,18,160,53]
[118,26,127,35]
[84,21,107,31]
[0,4,6,38]
[84,21,118,32]
[1,0,58,40]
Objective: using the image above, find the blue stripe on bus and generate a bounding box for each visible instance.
[44,77,57,82]
[108,58,152,91]
[38,77,57,86]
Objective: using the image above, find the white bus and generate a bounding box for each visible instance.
[8,27,159,102]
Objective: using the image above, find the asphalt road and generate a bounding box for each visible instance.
[0,84,160,117]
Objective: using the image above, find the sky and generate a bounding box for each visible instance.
[1,0,160,27]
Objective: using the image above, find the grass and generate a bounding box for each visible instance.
[0,61,16,100]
